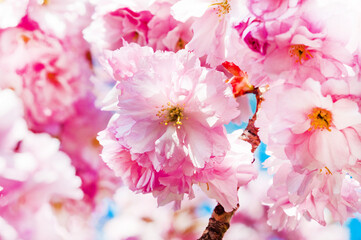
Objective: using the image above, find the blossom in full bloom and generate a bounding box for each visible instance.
[256,78,361,173]
[98,43,256,210]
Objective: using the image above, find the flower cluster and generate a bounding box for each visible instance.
[0,0,361,238]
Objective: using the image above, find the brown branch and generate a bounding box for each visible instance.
[197,204,238,240]
[241,87,264,153]
[198,87,264,240]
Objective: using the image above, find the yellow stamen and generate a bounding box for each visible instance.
[289,44,313,64]
[21,34,31,44]
[42,0,49,5]
[308,107,332,131]
[210,0,231,18]
[156,102,185,129]
[175,38,186,51]
[319,166,332,175]
[133,32,139,41]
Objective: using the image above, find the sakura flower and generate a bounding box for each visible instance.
[171,0,247,66]
[84,0,193,52]
[266,162,361,230]
[256,78,361,173]
[99,43,247,210]
[195,129,257,211]
[224,172,349,240]
[232,2,358,86]
[84,6,153,51]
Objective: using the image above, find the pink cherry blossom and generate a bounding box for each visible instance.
[98,43,248,210]
[224,172,350,240]
[84,6,152,51]
[171,0,247,67]
[256,78,361,173]
[266,162,361,230]
[195,129,257,211]
[84,0,193,52]
[231,3,357,87]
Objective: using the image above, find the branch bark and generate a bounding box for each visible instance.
[197,204,238,240]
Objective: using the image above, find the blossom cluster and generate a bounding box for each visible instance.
[0,0,360,239]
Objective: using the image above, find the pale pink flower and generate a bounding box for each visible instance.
[84,0,193,52]
[196,129,257,211]
[256,78,361,173]
[99,43,243,209]
[231,5,357,86]
[224,172,350,240]
[84,6,153,51]
[147,1,194,52]
[171,0,247,66]
[266,162,361,229]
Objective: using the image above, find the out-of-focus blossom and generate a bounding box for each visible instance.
[101,187,213,240]
[59,95,120,207]
[0,26,92,134]
[27,0,93,38]
[0,89,83,239]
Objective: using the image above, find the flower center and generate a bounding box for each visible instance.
[175,38,186,51]
[156,102,185,128]
[308,107,332,131]
[319,166,332,175]
[289,44,313,64]
[210,0,231,18]
[41,0,49,5]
